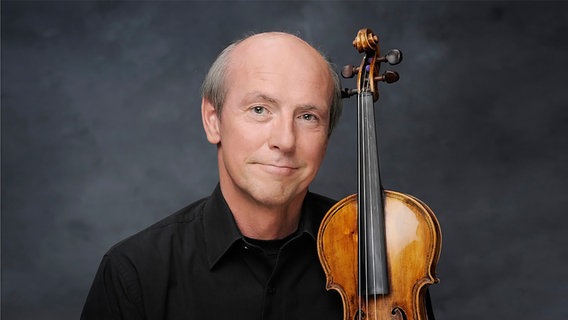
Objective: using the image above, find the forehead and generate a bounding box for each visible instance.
[225,33,333,103]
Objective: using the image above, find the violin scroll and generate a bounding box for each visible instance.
[352,28,379,53]
[341,28,403,101]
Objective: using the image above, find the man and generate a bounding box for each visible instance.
[81,32,344,320]
[81,32,435,319]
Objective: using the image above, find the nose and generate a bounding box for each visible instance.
[268,116,296,153]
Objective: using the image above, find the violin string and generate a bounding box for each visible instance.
[362,91,368,320]
[357,92,362,320]
[361,90,370,320]
[366,89,375,320]
[373,57,384,320]
[365,67,375,320]
[364,69,375,320]
[369,74,378,318]
[367,56,385,320]
[364,64,377,320]
[370,84,380,320]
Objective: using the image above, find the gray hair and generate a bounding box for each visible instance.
[201,35,343,136]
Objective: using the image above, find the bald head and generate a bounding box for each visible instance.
[201,32,342,136]
[236,32,319,53]
[232,32,328,68]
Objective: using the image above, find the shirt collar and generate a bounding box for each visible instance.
[296,192,320,241]
[298,191,335,241]
[203,185,242,269]
[203,185,332,269]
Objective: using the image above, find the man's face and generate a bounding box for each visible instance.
[202,34,334,209]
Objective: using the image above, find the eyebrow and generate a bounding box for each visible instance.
[244,92,279,105]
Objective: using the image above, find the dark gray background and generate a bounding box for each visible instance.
[2,1,567,319]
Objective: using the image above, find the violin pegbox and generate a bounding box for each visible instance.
[340,28,403,102]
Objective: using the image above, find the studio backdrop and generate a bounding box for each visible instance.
[2,2,567,319]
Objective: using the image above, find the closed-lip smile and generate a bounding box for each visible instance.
[253,162,299,175]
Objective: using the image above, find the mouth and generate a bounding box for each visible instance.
[253,162,299,176]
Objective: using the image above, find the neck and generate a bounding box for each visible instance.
[234,207,301,240]
[219,183,305,240]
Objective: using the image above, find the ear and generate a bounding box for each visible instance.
[201,98,221,144]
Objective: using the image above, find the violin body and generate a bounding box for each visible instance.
[317,28,442,320]
[318,191,441,320]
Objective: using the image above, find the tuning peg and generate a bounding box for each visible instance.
[341,65,360,79]
[375,71,400,84]
[377,49,403,65]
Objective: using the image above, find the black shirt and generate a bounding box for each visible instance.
[81,185,436,320]
[81,185,343,320]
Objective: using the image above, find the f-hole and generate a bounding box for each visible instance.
[391,307,408,320]
[354,309,365,320]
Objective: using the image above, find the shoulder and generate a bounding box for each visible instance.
[83,192,218,317]
[106,195,210,258]
[303,191,338,225]
[305,191,337,211]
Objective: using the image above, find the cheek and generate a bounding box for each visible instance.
[220,122,262,158]
[302,137,328,165]
[219,116,247,144]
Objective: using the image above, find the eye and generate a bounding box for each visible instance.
[301,113,318,122]
[252,106,266,114]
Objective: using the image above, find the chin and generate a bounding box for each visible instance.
[248,183,304,207]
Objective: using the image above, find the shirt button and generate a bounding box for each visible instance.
[267,286,276,294]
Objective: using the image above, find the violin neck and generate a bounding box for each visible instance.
[357,92,389,295]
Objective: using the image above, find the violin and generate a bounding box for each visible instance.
[317,28,442,320]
